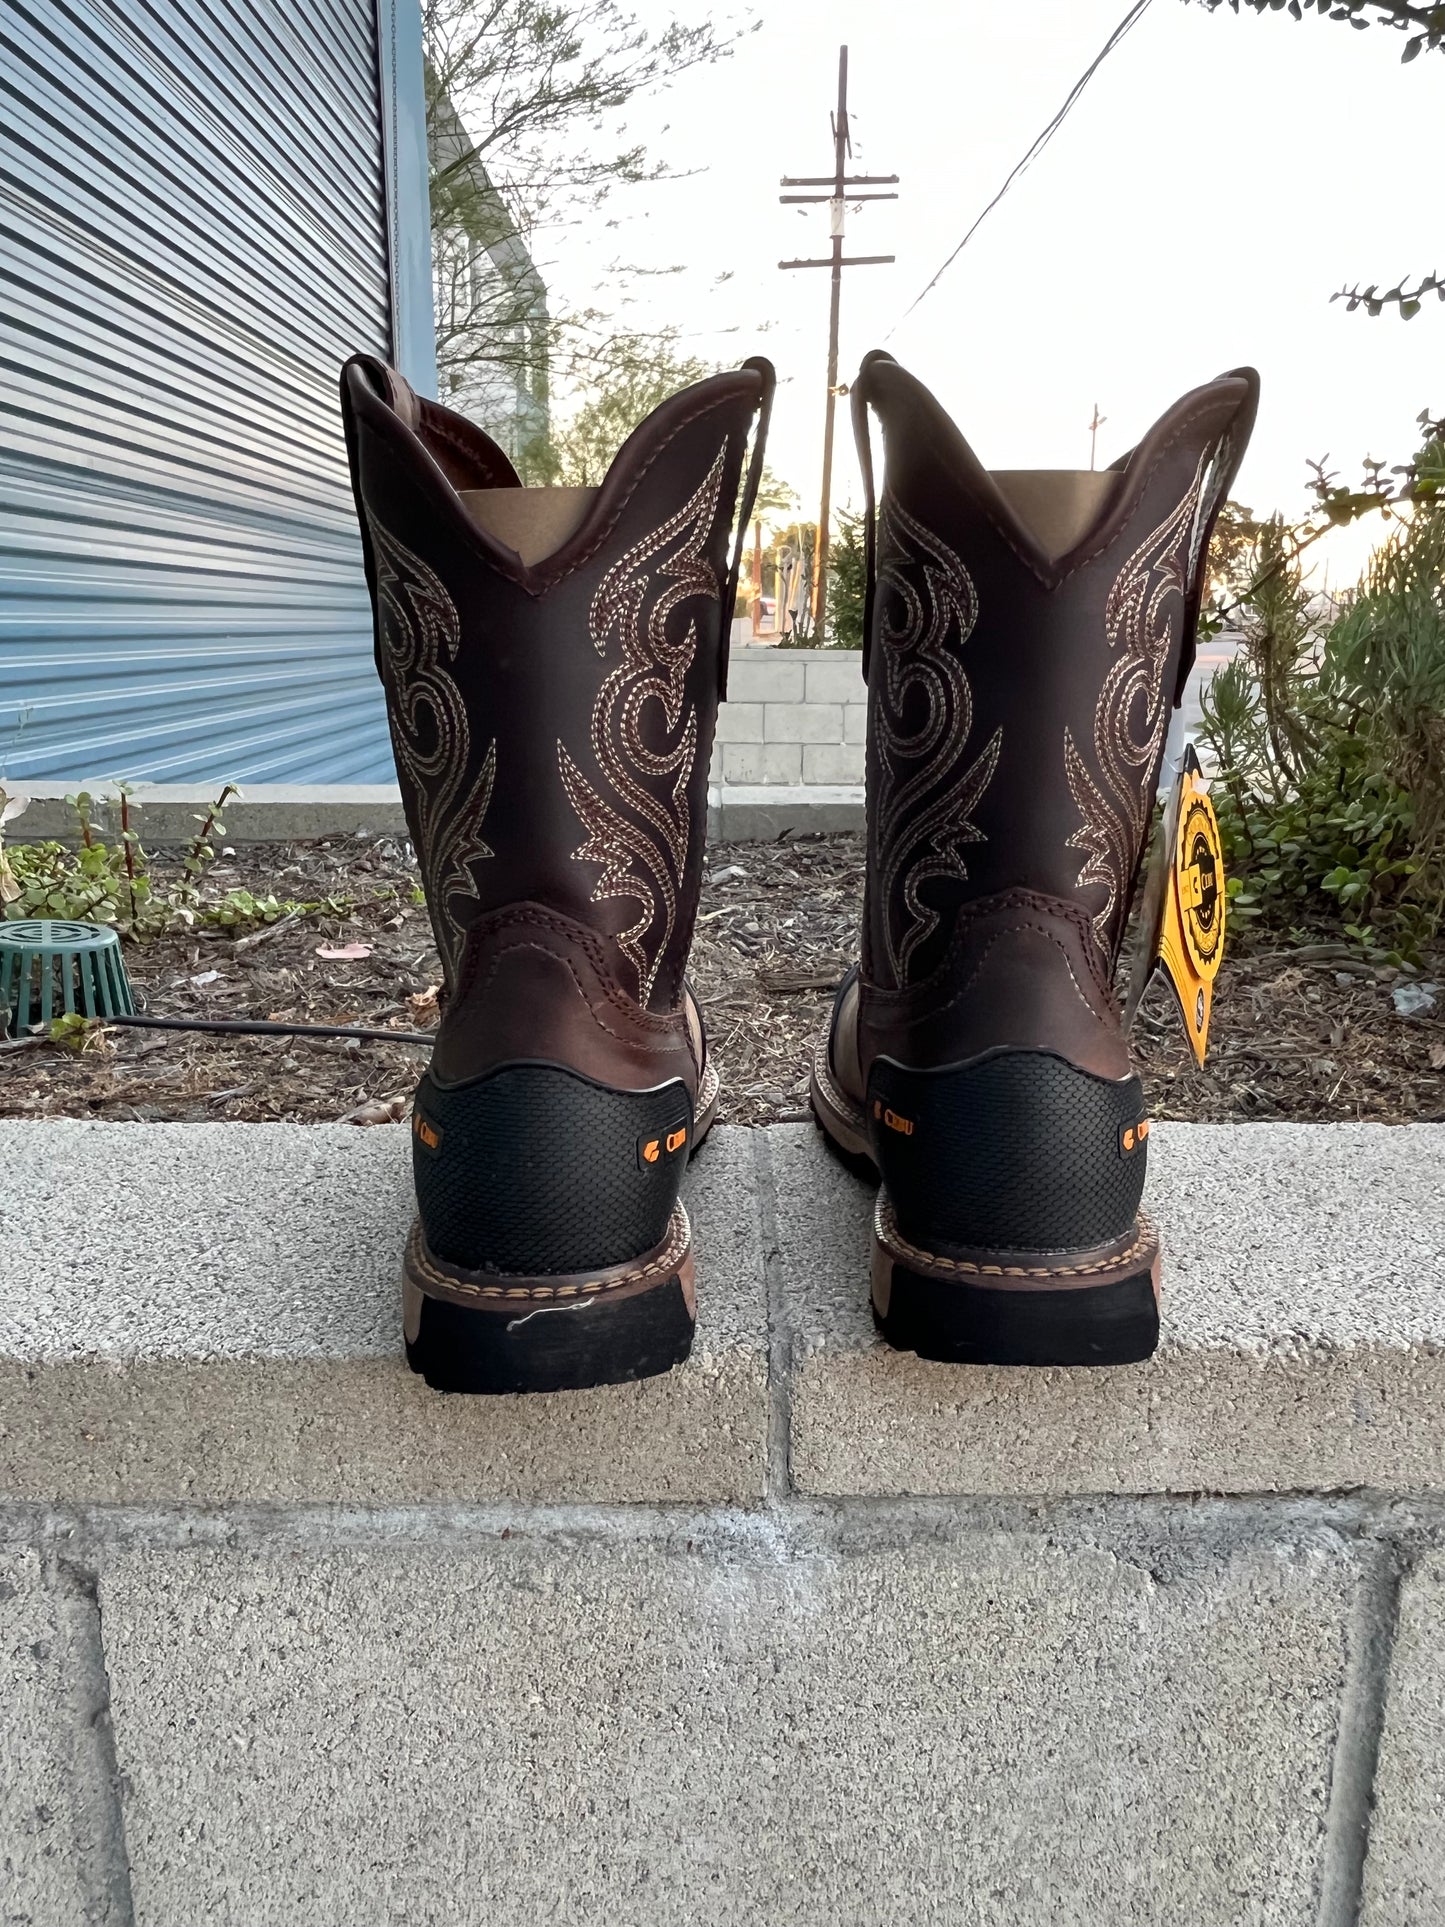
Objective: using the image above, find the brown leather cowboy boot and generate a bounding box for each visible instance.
[811,350,1257,1366]
[341,355,772,1393]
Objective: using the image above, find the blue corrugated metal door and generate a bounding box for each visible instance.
[0,0,425,782]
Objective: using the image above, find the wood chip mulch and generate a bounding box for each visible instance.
[2,833,1441,1129]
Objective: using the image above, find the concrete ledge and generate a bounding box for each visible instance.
[0,1123,767,1506]
[96,1525,1356,1924]
[15,781,866,845]
[777,1122,1445,1497]
[710,783,864,841]
[3,1119,1443,1507]
[15,783,411,844]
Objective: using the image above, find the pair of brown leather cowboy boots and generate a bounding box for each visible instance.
[341,347,1257,1395]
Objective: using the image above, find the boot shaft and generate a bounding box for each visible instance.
[340,358,773,1018]
[853,352,1258,994]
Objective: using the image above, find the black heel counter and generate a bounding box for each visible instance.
[866,1050,1149,1256]
[412,1065,694,1273]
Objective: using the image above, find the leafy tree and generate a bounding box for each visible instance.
[1194,0,1443,58]
[1191,0,1442,317]
[1205,498,1263,605]
[1205,409,1444,634]
[547,333,713,485]
[425,1,752,400]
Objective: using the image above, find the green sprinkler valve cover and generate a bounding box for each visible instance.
[0,919,135,1038]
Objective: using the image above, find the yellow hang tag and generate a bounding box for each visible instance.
[1158,749,1225,1065]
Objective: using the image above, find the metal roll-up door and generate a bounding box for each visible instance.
[0,0,432,783]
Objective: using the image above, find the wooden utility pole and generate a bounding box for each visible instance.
[1088,402,1107,472]
[780,46,897,635]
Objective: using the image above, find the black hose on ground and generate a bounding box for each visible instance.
[105,1013,436,1047]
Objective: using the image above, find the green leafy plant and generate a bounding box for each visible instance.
[1,783,307,941]
[823,512,867,652]
[1199,439,1445,953]
[200,889,290,931]
[47,1011,104,1053]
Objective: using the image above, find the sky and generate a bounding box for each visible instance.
[528,0,1440,587]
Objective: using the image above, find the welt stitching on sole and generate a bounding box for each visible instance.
[811,1032,865,1131]
[407,1205,690,1303]
[876,1199,1157,1281]
[697,1058,721,1115]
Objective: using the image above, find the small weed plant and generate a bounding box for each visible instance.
[0,783,334,940]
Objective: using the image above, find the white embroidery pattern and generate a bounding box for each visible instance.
[367,516,496,988]
[1065,449,1211,951]
[872,495,1002,984]
[559,445,727,1003]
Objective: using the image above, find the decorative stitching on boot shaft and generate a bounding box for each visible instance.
[1065,447,1212,952]
[871,495,1001,986]
[366,517,496,990]
[559,445,726,1005]
[453,905,682,1031]
[863,889,1120,1028]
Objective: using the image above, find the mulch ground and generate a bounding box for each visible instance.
[2,833,1442,1128]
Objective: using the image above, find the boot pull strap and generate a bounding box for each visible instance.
[719,357,777,702]
[1173,367,1261,709]
[851,350,896,685]
[852,381,878,685]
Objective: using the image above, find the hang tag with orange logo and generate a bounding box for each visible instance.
[1122,745,1226,1064]
[1157,747,1226,1065]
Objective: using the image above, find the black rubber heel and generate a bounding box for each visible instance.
[405,1063,698,1394]
[871,1238,1160,1368]
[403,1209,696,1394]
[866,1051,1160,1366]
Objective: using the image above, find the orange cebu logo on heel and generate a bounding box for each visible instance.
[1119,1117,1151,1157]
[638,1123,690,1171]
[413,1115,441,1151]
[871,1099,915,1137]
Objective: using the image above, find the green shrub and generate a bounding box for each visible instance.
[1199,475,1445,955]
[823,511,866,652]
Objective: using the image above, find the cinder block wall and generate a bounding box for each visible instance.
[713,647,866,788]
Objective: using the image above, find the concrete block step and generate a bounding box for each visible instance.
[2,1119,1443,1505]
[774,1121,1445,1498]
[0,1123,766,1506]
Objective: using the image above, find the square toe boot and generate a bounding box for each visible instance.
[810,350,1258,1366]
[342,355,772,1392]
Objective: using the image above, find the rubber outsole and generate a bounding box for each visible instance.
[404,1062,719,1396]
[403,1206,697,1394]
[809,1030,1162,1369]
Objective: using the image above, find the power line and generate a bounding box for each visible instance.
[885,0,1156,340]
